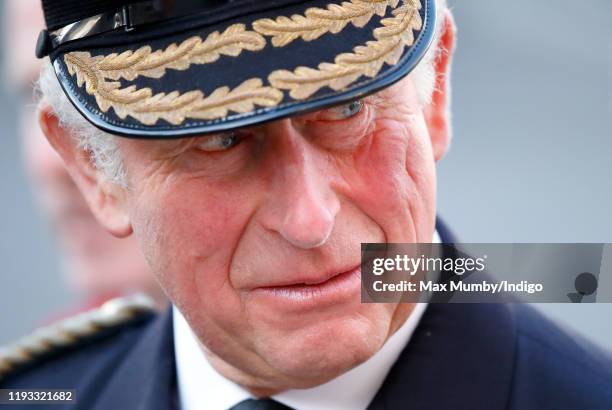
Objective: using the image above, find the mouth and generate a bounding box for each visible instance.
[247,265,362,311]
[259,265,360,288]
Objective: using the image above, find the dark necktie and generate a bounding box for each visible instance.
[228,398,295,410]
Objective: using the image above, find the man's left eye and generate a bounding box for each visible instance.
[195,132,242,152]
[323,100,363,120]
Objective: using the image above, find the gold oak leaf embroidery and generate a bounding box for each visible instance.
[253,0,400,47]
[268,0,422,100]
[62,0,422,126]
[64,52,283,125]
[92,23,266,81]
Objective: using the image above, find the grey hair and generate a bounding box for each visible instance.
[37,0,448,186]
[37,66,128,187]
[411,0,448,106]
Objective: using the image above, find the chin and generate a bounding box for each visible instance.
[255,309,390,387]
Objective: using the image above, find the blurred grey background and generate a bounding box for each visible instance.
[0,0,611,346]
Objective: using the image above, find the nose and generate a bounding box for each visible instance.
[262,121,340,249]
[279,172,338,249]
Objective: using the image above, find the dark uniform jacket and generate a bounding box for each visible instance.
[2,222,612,410]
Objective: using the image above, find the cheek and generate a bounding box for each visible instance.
[344,117,436,242]
[129,176,257,317]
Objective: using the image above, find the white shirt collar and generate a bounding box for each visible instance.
[173,231,441,410]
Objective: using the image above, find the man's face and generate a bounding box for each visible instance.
[114,77,439,390]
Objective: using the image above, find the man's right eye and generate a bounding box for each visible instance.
[195,132,243,152]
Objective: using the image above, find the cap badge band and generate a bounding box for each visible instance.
[63,0,423,127]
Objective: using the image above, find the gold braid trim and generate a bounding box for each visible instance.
[92,24,266,81]
[0,295,156,381]
[268,0,422,100]
[253,0,400,47]
[65,52,283,125]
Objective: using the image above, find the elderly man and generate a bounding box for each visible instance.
[1,0,611,409]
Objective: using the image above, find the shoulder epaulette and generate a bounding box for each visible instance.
[0,294,156,381]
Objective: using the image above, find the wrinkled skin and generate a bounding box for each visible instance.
[41,13,455,395]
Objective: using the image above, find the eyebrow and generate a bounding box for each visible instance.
[148,137,201,160]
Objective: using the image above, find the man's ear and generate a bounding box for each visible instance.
[38,104,133,238]
[423,10,456,162]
